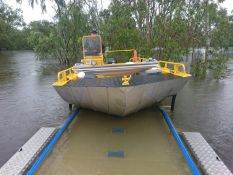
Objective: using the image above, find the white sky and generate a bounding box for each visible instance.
[3,0,233,24]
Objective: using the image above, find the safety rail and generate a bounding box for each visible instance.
[53,61,191,86]
[158,61,191,77]
[53,67,77,86]
[105,49,135,53]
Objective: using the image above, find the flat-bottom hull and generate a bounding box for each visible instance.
[54,74,189,116]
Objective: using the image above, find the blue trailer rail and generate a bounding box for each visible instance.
[26,109,79,175]
[159,108,200,175]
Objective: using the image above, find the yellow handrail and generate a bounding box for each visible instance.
[53,67,77,86]
[105,49,135,53]
[53,60,191,86]
[158,61,191,77]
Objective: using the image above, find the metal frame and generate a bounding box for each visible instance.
[24,108,202,174]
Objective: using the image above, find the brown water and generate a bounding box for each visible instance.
[0,51,70,166]
[0,51,232,172]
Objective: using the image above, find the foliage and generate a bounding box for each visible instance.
[209,55,229,79]
[210,9,232,49]
[54,2,90,65]
[0,3,30,49]
[100,1,140,51]
[190,58,207,80]
[28,30,57,59]
[27,2,89,65]
[5,0,233,78]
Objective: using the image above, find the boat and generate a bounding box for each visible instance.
[53,35,191,116]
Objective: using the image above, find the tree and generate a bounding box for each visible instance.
[100,0,140,50]
[0,3,28,49]
[27,20,57,59]
[20,0,233,79]
[27,2,89,65]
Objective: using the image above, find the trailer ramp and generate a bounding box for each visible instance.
[36,109,191,175]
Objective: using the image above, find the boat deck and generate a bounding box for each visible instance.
[36,108,191,175]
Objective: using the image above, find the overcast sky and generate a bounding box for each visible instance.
[3,0,233,24]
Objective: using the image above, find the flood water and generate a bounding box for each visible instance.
[0,51,232,172]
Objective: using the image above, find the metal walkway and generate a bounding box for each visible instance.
[0,127,56,175]
[183,132,232,175]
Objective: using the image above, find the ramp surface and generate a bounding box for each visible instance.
[37,109,191,175]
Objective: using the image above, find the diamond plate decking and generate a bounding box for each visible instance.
[182,132,232,175]
[0,127,56,175]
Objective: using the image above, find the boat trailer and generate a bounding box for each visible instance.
[0,108,232,175]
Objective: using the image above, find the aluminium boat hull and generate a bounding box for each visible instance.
[54,73,189,116]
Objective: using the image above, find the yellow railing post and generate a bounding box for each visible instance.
[158,61,191,77]
[53,67,77,86]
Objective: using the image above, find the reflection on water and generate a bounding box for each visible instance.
[0,51,232,172]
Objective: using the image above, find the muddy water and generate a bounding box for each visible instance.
[0,51,70,166]
[0,51,232,172]
[173,61,233,171]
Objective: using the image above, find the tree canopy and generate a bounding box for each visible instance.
[1,0,233,78]
[0,3,30,49]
